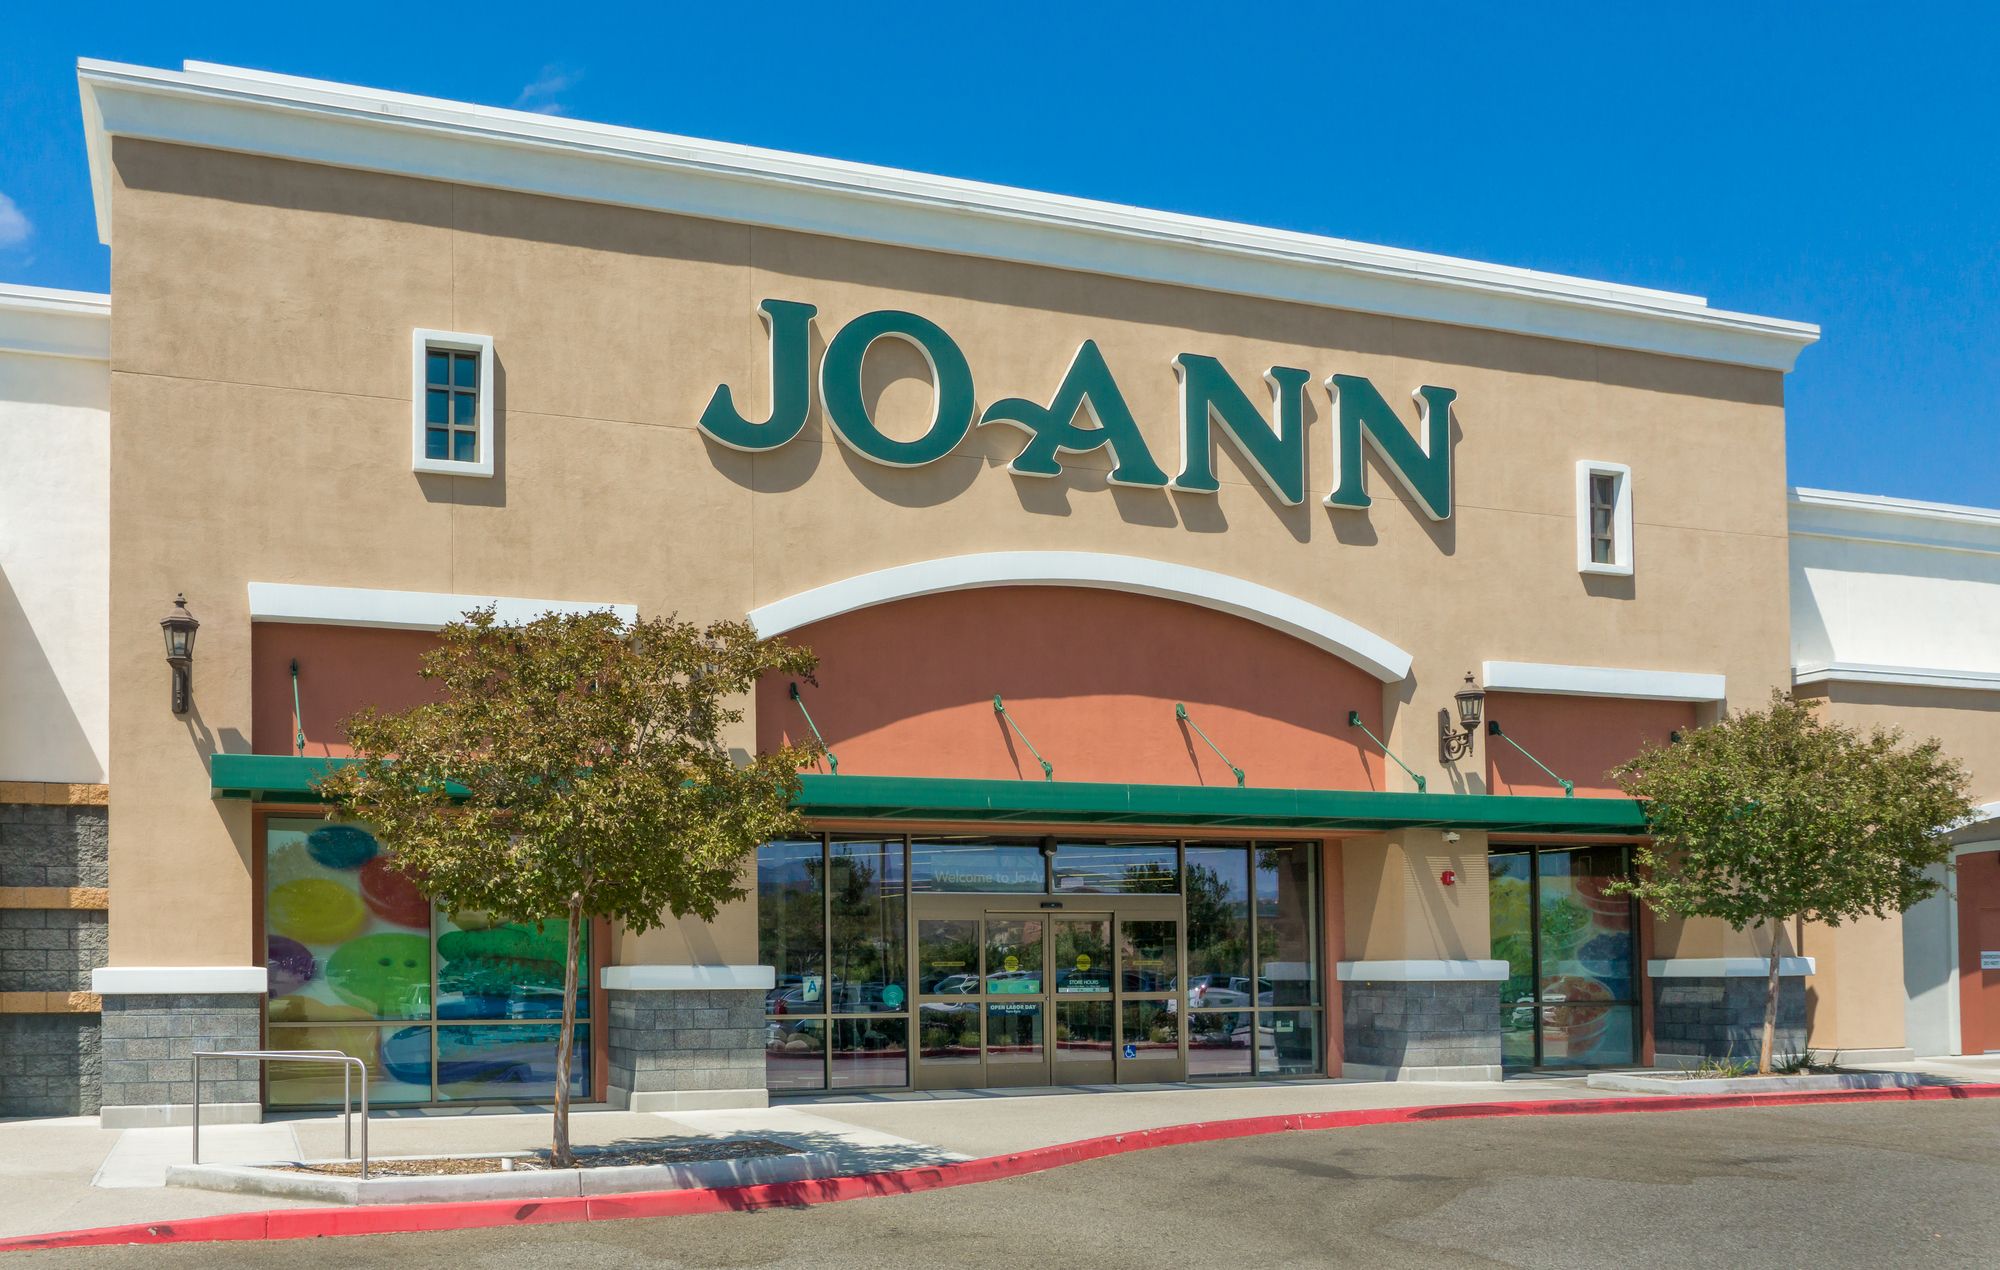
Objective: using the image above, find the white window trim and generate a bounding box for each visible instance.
[411,329,496,477]
[1576,459,1633,576]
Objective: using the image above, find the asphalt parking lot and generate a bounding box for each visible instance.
[16,1098,2000,1268]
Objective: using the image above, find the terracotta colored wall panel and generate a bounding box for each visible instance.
[249,625,440,756]
[1483,693,1694,798]
[756,587,1385,788]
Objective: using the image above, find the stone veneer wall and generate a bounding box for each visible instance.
[0,795,109,1116]
[1341,979,1503,1078]
[97,994,264,1125]
[1652,976,1808,1063]
[605,987,768,1111]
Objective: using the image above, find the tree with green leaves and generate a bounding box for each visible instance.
[1612,693,1973,1074]
[317,607,817,1163]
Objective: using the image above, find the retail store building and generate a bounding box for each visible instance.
[2,60,1995,1123]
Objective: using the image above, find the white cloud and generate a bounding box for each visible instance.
[512,65,581,116]
[0,193,30,249]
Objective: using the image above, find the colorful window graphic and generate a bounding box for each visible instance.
[1491,845,1639,1070]
[262,818,591,1108]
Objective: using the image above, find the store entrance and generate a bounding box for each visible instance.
[911,895,1183,1090]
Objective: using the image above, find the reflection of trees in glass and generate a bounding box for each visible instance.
[829,847,905,1010]
[918,923,980,993]
[1185,860,1249,979]
[1256,846,1315,1005]
[1119,861,1178,894]
[756,847,824,988]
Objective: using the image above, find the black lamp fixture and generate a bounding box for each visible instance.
[1440,671,1485,763]
[161,593,199,714]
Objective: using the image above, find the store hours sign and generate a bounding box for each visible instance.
[697,300,1459,519]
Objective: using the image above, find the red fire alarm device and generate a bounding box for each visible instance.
[1440,869,1456,886]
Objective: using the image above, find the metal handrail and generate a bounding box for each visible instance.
[193,1049,369,1178]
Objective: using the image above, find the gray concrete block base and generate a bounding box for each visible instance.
[605,986,766,1107]
[1342,979,1502,1076]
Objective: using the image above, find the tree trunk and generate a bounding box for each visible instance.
[1758,922,1781,1076]
[552,896,582,1167]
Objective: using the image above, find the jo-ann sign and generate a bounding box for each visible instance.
[698,301,1457,519]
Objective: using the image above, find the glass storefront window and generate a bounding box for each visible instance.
[918,919,980,994]
[911,839,1046,892]
[919,1003,980,1065]
[756,835,1325,1093]
[435,911,583,1021]
[262,818,592,1108]
[1185,846,1251,992]
[1261,1010,1319,1075]
[1055,1001,1114,1061]
[1187,1011,1252,1078]
[1053,917,1113,994]
[757,840,826,1014]
[829,839,905,1014]
[1122,1000,1178,1057]
[1119,920,1178,994]
[765,1017,825,1091]
[832,1017,908,1088]
[986,1001,1043,1072]
[431,1024,590,1103]
[1053,842,1178,894]
[1490,845,1638,1070]
[1255,845,1317,1008]
[984,917,1045,993]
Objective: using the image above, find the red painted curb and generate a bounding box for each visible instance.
[5,1082,1995,1251]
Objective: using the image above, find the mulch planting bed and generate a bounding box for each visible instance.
[274,1137,802,1177]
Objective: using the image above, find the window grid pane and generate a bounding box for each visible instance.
[424,346,480,465]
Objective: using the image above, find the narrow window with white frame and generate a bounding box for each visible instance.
[1576,460,1633,576]
[412,330,495,477]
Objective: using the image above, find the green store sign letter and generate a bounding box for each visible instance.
[697,300,1457,520]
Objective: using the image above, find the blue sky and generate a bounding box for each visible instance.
[3,3,1995,505]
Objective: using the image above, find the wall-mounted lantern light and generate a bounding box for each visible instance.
[161,593,199,715]
[1440,671,1485,763]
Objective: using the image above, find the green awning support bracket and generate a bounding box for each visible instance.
[993,695,1054,781]
[788,682,838,775]
[1176,703,1244,787]
[289,658,306,757]
[1346,710,1426,794]
[1488,721,1574,797]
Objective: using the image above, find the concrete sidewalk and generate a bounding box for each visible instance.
[3,1062,1993,1243]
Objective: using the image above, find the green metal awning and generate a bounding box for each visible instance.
[210,754,1646,836]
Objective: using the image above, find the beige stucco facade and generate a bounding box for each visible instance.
[103,137,1794,971]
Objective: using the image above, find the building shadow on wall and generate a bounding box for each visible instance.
[0,570,102,781]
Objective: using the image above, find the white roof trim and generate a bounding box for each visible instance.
[248,582,636,631]
[1789,486,2000,558]
[747,551,1414,683]
[0,283,111,361]
[75,59,1817,371]
[1482,660,1726,702]
[1793,661,2000,693]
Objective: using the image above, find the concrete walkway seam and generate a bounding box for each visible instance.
[4,1083,1996,1252]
